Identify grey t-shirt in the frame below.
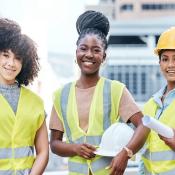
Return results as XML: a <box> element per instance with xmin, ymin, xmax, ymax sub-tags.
<box><xmin>0</xmin><ymin>83</ymin><xmax>20</xmax><ymax>114</ymax></box>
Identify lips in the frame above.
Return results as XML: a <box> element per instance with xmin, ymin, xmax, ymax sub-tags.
<box><xmin>82</xmin><ymin>60</ymin><xmax>96</xmax><ymax>64</ymax></box>
<box><xmin>4</xmin><ymin>67</ymin><xmax>16</xmax><ymax>73</ymax></box>
<box><xmin>167</xmin><ymin>70</ymin><xmax>175</xmax><ymax>73</ymax></box>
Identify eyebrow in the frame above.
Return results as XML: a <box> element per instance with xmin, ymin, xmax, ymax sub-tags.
<box><xmin>161</xmin><ymin>54</ymin><xmax>175</xmax><ymax>57</ymax></box>
<box><xmin>79</xmin><ymin>44</ymin><xmax>102</xmax><ymax>48</ymax></box>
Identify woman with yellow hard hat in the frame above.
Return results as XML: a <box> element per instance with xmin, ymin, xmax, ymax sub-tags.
<box><xmin>141</xmin><ymin>27</ymin><xmax>175</xmax><ymax>174</ymax></box>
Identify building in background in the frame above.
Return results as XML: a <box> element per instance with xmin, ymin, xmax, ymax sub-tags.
<box><xmin>86</xmin><ymin>0</ymin><xmax>175</xmax><ymax>102</ymax></box>
<box><xmin>86</xmin><ymin>0</ymin><xmax>175</xmax><ymax>20</ymax></box>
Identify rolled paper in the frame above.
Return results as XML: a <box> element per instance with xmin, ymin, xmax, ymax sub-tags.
<box><xmin>142</xmin><ymin>115</ymin><xmax>174</xmax><ymax>138</ymax></box>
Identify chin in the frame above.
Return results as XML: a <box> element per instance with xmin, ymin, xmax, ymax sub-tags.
<box><xmin>167</xmin><ymin>79</ymin><xmax>175</xmax><ymax>84</ymax></box>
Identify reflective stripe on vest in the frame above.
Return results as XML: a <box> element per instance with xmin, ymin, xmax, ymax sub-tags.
<box><xmin>0</xmin><ymin>169</ymin><xmax>31</xmax><ymax>175</ymax></box>
<box><xmin>144</xmin><ymin>167</ymin><xmax>175</xmax><ymax>175</ymax></box>
<box><xmin>68</xmin><ymin>157</ymin><xmax>112</xmax><ymax>174</ymax></box>
<box><xmin>91</xmin><ymin>157</ymin><xmax>112</xmax><ymax>172</ymax></box>
<box><xmin>143</xmin><ymin>149</ymin><xmax>175</xmax><ymax>161</ymax></box>
<box><xmin>69</xmin><ymin>161</ymin><xmax>88</xmax><ymax>174</ymax></box>
<box><xmin>0</xmin><ymin>146</ymin><xmax>34</xmax><ymax>159</ymax></box>
<box><xmin>74</xmin><ymin>135</ymin><xmax>102</xmax><ymax>145</ymax></box>
<box><xmin>103</xmin><ymin>79</ymin><xmax>111</xmax><ymax>130</ymax></box>
<box><xmin>60</xmin><ymin>82</ymin><xmax>73</xmax><ymax>143</ymax></box>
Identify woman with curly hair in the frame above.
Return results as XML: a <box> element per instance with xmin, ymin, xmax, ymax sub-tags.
<box><xmin>49</xmin><ymin>10</ymin><xmax>149</xmax><ymax>175</ymax></box>
<box><xmin>0</xmin><ymin>18</ymin><xmax>48</xmax><ymax>175</ymax></box>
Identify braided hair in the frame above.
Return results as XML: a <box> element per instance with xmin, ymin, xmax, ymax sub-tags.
<box><xmin>76</xmin><ymin>10</ymin><xmax>110</xmax><ymax>50</ymax></box>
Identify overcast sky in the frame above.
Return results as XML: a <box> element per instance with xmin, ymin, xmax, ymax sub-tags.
<box><xmin>0</xmin><ymin>0</ymin><xmax>99</xmax><ymax>55</ymax></box>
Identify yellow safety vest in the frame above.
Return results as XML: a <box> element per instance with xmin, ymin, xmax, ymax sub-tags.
<box><xmin>53</xmin><ymin>77</ymin><xmax>124</xmax><ymax>175</ymax></box>
<box><xmin>0</xmin><ymin>86</ymin><xmax>45</xmax><ymax>175</ymax></box>
<box><xmin>142</xmin><ymin>98</ymin><xmax>175</xmax><ymax>175</ymax></box>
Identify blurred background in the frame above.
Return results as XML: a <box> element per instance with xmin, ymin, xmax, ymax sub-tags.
<box><xmin>1</xmin><ymin>0</ymin><xmax>175</xmax><ymax>174</ymax></box>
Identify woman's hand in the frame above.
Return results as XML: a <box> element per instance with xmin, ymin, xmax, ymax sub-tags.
<box><xmin>108</xmin><ymin>149</ymin><xmax>129</xmax><ymax>175</ymax></box>
<box><xmin>159</xmin><ymin>129</ymin><xmax>175</xmax><ymax>150</ymax></box>
<box><xmin>74</xmin><ymin>143</ymin><xmax>96</xmax><ymax>159</ymax></box>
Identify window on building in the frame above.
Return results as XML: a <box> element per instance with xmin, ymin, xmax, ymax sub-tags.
<box><xmin>103</xmin><ymin>64</ymin><xmax>163</xmax><ymax>101</ymax></box>
<box><xmin>141</xmin><ymin>72</ymin><xmax>146</xmax><ymax>94</ymax></box>
<box><xmin>117</xmin><ymin>72</ymin><xmax>122</xmax><ymax>82</ymax></box>
<box><xmin>110</xmin><ymin>72</ymin><xmax>115</xmax><ymax>80</ymax></box>
<box><xmin>133</xmin><ymin>72</ymin><xmax>137</xmax><ymax>95</ymax></box>
<box><xmin>155</xmin><ymin>35</ymin><xmax>160</xmax><ymax>46</ymax></box>
<box><xmin>125</xmin><ymin>72</ymin><xmax>130</xmax><ymax>89</ymax></box>
<box><xmin>120</xmin><ymin>4</ymin><xmax>133</xmax><ymax>11</ymax></box>
<box><xmin>142</xmin><ymin>3</ymin><xmax>175</xmax><ymax>10</ymax></box>
<box><xmin>108</xmin><ymin>35</ymin><xmax>147</xmax><ymax>46</ymax></box>
<box><xmin>156</xmin><ymin>72</ymin><xmax>161</xmax><ymax>78</ymax></box>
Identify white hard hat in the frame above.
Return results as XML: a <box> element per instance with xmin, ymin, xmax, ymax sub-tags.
<box><xmin>94</xmin><ymin>122</ymin><xmax>134</xmax><ymax>157</ymax></box>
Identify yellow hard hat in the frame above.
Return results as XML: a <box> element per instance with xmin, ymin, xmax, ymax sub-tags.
<box><xmin>154</xmin><ymin>27</ymin><xmax>175</xmax><ymax>55</ymax></box>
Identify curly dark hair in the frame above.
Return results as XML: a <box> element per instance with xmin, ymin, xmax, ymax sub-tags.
<box><xmin>0</xmin><ymin>18</ymin><xmax>40</xmax><ymax>86</ymax></box>
<box><xmin>76</xmin><ymin>10</ymin><xmax>110</xmax><ymax>50</ymax></box>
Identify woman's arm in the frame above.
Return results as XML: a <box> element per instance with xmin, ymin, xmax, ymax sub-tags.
<box><xmin>30</xmin><ymin>120</ymin><xmax>49</xmax><ymax>175</ymax></box>
<box><xmin>50</xmin><ymin>129</ymin><xmax>96</xmax><ymax>159</ymax></box>
<box><xmin>109</xmin><ymin>112</ymin><xmax>150</xmax><ymax>175</ymax></box>
<box><xmin>50</xmin><ymin>106</ymin><xmax>96</xmax><ymax>159</ymax></box>
<box><xmin>125</xmin><ymin>112</ymin><xmax>150</xmax><ymax>154</ymax></box>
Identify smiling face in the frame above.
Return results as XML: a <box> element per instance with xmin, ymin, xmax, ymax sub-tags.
<box><xmin>0</xmin><ymin>50</ymin><xmax>22</xmax><ymax>85</ymax></box>
<box><xmin>76</xmin><ymin>34</ymin><xmax>106</xmax><ymax>77</ymax></box>
<box><xmin>159</xmin><ymin>50</ymin><xmax>175</xmax><ymax>88</ymax></box>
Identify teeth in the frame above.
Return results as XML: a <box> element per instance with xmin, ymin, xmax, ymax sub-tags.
<box><xmin>84</xmin><ymin>62</ymin><xmax>93</xmax><ymax>65</ymax></box>
<box><xmin>167</xmin><ymin>70</ymin><xmax>175</xmax><ymax>73</ymax></box>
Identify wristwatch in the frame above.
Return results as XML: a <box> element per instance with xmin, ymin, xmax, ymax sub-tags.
<box><xmin>123</xmin><ymin>146</ymin><xmax>133</xmax><ymax>158</ymax></box>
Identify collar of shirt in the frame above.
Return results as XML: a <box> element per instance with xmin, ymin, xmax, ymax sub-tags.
<box><xmin>152</xmin><ymin>85</ymin><xmax>175</xmax><ymax>108</ymax></box>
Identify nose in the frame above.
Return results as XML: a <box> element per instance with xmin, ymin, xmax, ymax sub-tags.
<box><xmin>168</xmin><ymin>59</ymin><xmax>175</xmax><ymax>67</ymax></box>
<box><xmin>7</xmin><ymin>57</ymin><xmax>15</xmax><ymax>66</ymax></box>
<box><xmin>85</xmin><ymin>49</ymin><xmax>93</xmax><ymax>58</ymax></box>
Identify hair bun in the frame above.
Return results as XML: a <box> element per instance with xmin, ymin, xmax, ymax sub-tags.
<box><xmin>76</xmin><ymin>10</ymin><xmax>109</xmax><ymax>37</ymax></box>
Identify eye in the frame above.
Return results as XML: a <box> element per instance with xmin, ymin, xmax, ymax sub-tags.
<box><xmin>3</xmin><ymin>52</ymin><xmax>9</xmax><ymax>58</ymax></box>
<box><xmin>94</xmin><ymin>48</ymin><xmax>101</xmax><ymax>53</ymax></box>
<box><xmin>79</xmin><ymin>46</ymin><xmax>87</xmax><ymax>51</ymax></box>
<box><xmin>161</xmin><ymin>57</ymin><xmax>168</xmax><ymax>62</ymax></box>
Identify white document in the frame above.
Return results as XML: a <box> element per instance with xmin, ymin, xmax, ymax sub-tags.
<box><xmin>142</xmin><ymin>115</ymin><xmax>174</xmax><ymax>138</ymax></box>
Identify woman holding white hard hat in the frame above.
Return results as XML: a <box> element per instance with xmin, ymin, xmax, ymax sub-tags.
<box><xmin>49</xmin><ymin>10</ymin><xmax>149</xmax><ymax>175</ymax></box>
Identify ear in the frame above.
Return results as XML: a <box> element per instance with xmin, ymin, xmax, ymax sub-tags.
<box><xmin>102</xmin><ymin>52</ymin><xmax>106</xmax><ymax>62</ymax></box>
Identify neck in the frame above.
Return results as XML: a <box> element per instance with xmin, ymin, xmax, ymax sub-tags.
<box><xmin>76</xmin><ymin>75</ymin><xmax>100</xmax><ymax>89</ymax></box>
<box><xmin>0</xmin><ymin>82</ymin><xmax>18</xmax><ymax>89</ymax></box>
<box><xmin>166</xmin><ymin>82</ymin><xmax>175</xmax><ymax>93</ymax></box>
<box><xmin>0</xmin><ymin>77</ymin><xmax>16</xmax><ymax>86</ymax></box>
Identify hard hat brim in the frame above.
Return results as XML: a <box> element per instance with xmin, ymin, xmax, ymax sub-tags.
<box><xmin>94</xmin><ymin>148</ymin><xmax>122</xmax><ymax>157</ymax></box>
